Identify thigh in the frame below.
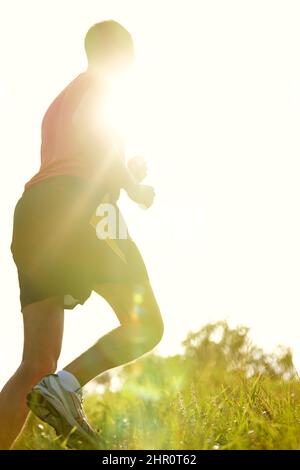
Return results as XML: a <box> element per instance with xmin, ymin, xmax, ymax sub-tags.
<box><xmin>22</xmin><ymin>296</ymin><xmax>64</xmax><ymax>363</ymax></box>
<box><xmin>94</xmin><ymin>280</ymin><xmax>163</xmax><ymax>328</ymax></box>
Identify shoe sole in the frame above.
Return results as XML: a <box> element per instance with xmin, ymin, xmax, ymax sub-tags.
<box><xmin>27</xmin><ymin>388</ymin><xmax>99</xmax><ymax>449</ymax></box>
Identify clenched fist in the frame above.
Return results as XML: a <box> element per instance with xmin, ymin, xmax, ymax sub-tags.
<box><xmin>127</xmin><ymin>184</ymin><xmax>155</xmax><ymax>208</ymax></box>
<box><xmin>127</xmin><ymin>156</ymin><xmax>148</xmax><ymax>183</ymax></box>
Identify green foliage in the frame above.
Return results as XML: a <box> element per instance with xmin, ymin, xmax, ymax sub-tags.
<box><xmin>14</xmin><ymin>322</ymin><xmax>300</xmax><ymax>450</ymax></box>
<box><xmin>182</xmin><ymin>321</ymin><xmax>296</xmax><ymax>380</ymax></box>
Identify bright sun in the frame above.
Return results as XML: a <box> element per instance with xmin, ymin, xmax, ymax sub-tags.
<box><xmin>101</xmin><ymin>69</ymin><xmax>148</xmax><ymax>159</ymax></box>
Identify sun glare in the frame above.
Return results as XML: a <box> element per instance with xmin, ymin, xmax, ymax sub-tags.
<box><xmin>101</xmin><ymin>71</ymin><xmax>142</xmax><ymax>153</ymax></box>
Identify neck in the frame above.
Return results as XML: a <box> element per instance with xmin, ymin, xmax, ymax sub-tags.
<box><xmin>87</xmin><ymin>63</ymin><xmax>114</xmax><ymax>78</ymax></box>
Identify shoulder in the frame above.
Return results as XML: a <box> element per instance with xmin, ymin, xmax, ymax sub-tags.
<box><xmin>72</xmin><ymin>75</ymin><xmax>105</xmax><ymax>126</ymax></box>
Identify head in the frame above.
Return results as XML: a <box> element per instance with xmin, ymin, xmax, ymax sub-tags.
<box><xmin>85</xmin><ymin>20</ymin><xmax>135</xmax><ymax>76</ymax></box>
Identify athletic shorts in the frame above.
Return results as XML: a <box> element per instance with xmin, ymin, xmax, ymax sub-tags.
<box><xmin>10</xmin><ymin>175</ymin><xmax>149</xmax><ymax>310</ymax></box>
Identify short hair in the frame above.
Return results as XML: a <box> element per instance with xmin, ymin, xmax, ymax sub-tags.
<box><xmin>84</xmin><ymin>20</ymin><xmax>134</xmax><ymax>65</ymax></box>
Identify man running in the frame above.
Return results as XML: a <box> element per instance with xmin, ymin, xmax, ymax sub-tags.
<box><xmin>0</xmin><ymin>20</ymin><xmax>164</xmax><ymax>449</ymax></box>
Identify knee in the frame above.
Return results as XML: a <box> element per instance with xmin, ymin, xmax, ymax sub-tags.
<box><xmin>19</xmin><ymin>357</ymin><xmax>57</xmax><ymax>384</ymax></box>
<box><xmin>148</xmin><ymin>317</ymin><xmax>164</xmax><ymax>347</ymax></box>
<box><xmin>137</xmin><ymin>314</ymin><xmax>164</xmax><ymax>353</ymax></box>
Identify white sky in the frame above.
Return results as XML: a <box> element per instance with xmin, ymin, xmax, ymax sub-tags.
<box><xmin>1</xmin><ymin>0</ymin><xmax>300</xmax><ymax>388</ymax></box>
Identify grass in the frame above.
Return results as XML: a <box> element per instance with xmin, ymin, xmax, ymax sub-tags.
<box><xmin>13</xmin><ymin>322</ymin><xmax>300</xmax><ymax>450</ymax></box>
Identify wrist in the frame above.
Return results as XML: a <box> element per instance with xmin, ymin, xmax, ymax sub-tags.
<box><xmin>125</xmin><ymin>179</ymin><xmax>140</xmax><ymax>199</ymax></box>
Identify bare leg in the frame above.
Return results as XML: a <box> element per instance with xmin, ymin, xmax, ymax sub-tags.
<box><xmin>0</xmin><ymin>297</ymin><xmax>64</xmax><ymax>450</ymax></box>
<box><xmin>65</xmin><ymin>280</ymin><xmax>164</xmax><ymax>386</ymax></box>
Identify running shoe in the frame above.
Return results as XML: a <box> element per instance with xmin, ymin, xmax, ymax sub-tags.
<box><xmin>27</xmin><ymin>374</ymin><xmax>100</xmax><ymax>449</ymax></box>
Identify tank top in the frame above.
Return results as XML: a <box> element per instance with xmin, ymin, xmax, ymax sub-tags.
<box><xmin>25</xmin><ymin>71</ymin><xmax>124</xmax><ymax>192</ymax></box>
